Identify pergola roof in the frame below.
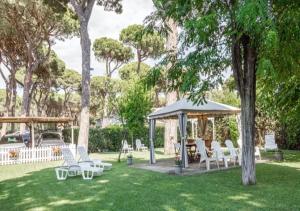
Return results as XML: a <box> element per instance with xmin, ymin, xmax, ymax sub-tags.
<box><xmin>0</xmin><ymin>117</ymin><xmax>74</xmax><ymax>123</ymax></box>
<box><xmin>148</xmin><ymin>98</ymin><xmax>240</xmax><ymax>119</ymax></box>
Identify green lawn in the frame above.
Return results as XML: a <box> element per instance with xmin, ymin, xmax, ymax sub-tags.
<box><xmin>1</xmin><ymin>150</ymin><xmax>300</xmax><ymax>211</ymax></box>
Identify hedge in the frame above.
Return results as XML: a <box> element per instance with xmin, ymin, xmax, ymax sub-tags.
<box><xmin>62</xmin><ymin>125</ymin><xmax>164</xmax><ymax>152</ymax></box>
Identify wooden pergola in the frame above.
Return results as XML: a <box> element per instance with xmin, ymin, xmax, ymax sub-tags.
<box><xmin>0</xmin><ymin>117</ymin><xmax>75</xmax><ymax>148</ymax></box>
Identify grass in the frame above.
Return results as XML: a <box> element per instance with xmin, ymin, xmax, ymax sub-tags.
<box><xmin>0</xmin><ymin>149</ymin><xmax>300</xmax><ymax>211</ymax></box>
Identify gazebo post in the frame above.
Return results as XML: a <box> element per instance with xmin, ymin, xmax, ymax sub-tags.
<box><xmin>149</xmin><ymin>119</ymin><xmax>156</xmax><ymax>164</ymax></box>
<box><xmin>212</xmin><ymin>117</ymin><xmax>216</xmax><ymax>140</ymax></box>
<box><xmin>71</xmin><ymin>122</ymin><xmax>74</xmax><ymax>145</ymax></box>
<box><xmin>178</xmin><ymin>113</ymin><xmax>188</xmax><ymax>168</ymax></box>
<box><xmin>31</xmin><ymin>122</ymin><xmax>35</xmax><ymax>148</ymax></box>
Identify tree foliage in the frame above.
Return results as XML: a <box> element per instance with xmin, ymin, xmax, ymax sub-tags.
<box><xmin>93</xmin><ymin>37</ymin><xmax>133</xmax><ymax>76</ymax></box>
<box><xmin>118</xmin><ymin>82</ymin><xmax>152</xmax><ymax>138</ymax></box>
<box><xmin>120</xmin><ymin>24</ymin><xmax>165</xmax><ymax>73</ymax></box>
<box><xmin>148</xmin><ymin>0</ymin><xmax>300</xmax><ymax>185</ymax></box>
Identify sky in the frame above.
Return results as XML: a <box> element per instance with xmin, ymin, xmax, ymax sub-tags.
<box><xmin>0</xmin><ymin>0</ymin><xmax>155</xmax><ymax>89</ymax></box>
<box><xmin>53</xmin><ymin>0</ymin><xmax>155</xmax><ymax>77</ymax></box>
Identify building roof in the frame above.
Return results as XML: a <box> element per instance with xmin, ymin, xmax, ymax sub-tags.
<box><xmin>148</xmin><ymin>98</ymin><xmax>240</xmax><ymax>119</ymax></box>
<box><xmin>0</xmin><ymin>117</ymin><xmax>74</xmax><ymax>123</ymax></box>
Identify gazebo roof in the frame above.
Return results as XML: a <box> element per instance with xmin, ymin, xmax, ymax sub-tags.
<box><xmin>148</xmin><ymin>98</ymin><xmax>240</xmax><ymax>119</ymax></box>
<box><xmin>0</xmin><ymin>117</ymin><xmax>74</xmax><ymax>123</ymax></box>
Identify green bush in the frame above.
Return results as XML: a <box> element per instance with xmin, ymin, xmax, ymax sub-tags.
<box><xmin>62</xmin><ymin>125</ymin><xmax>164</xmax><ymax>152</ymax></box>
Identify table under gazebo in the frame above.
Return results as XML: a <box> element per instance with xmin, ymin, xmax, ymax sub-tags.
<box><xmin>148</xmin><ymin>98</ymin><xmax>240</xmax><ymax>168</ymax></box>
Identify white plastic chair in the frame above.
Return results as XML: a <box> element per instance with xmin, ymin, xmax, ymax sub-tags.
<box><xmin>211</xmin><ymin>141</ymin><xmax>230</xmax><ymax>168</ymax></box>
<box><xmin>77</xmin><ymin>145</ymin><xmax>112</xmax><ymax>170</ymax></box>
<box><xmin>238</xmin><ymin>138</ymin><xmax>261</xmax><ymax>160</ymax></box>
<box><xmin>195</xmin><ymin>139</ymin><xmax>219</xmax><ymax>170</ymax></box>
<box><xmin>174</xmin><ymin>143</ymin><xmax>181</xmax><ymax>154</ymax></box>
<box><xmin>122</xmin><ymin>140</ymin><xmax>133</xmax><ymax>153</ymax></box>
<box><xmin>225</xmin><ymin>140</ymin><xmax>241</xmax><ymax>166</ymax></box>
<box><xmin>136</xmin><ymin>139</ymin><xmax>147</xmax><ymax>151</ymax></box>
<box><xmin>264</xmin><ymin>133</ymin><xmax>278</xmax><ymax>151</ymax></box>
<box><xmin>61</xmin><ymin>148</ymin><xmax>103</xmax><ymax>180</ymax></box>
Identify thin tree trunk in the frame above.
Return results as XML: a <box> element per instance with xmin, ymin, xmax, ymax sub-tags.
<box><xmin>10</xmin><ymin>74</ymin><xmax>17</xmax><ymax>131</ymax></box>
<box><xmin>137</xmin><ymin>50</ymin><xmax>142</xmax><ymax>74</ymax></box>
<box><xmin>102</xmin><ymin>60</ymin><xmax>111</xmax><ymax>128</ymax></box>
<box><xmin>164</xmin><ymin>18</ymin><xmax>178</xmax><ymax>154</ymax></box>
<box><xmin>20</xmin><ymin>69</ymin><xmax>33</xmax><ymax>132</ymax></box>
<box><xmin>77</xmin><ymin>21</ymin><xmax>91</xmax><ymax>148</ymax></box>
<box><xmin>102</xmin><ymin>92</ymin><xmax>110</xmax><ymax>128</ymax></box>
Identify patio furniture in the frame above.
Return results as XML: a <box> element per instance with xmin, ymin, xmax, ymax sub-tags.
<box><xmin>174</xmin><ymin>143</ymin><xmax>181</xmax><ymax>154</ymax></box>
<box><xmin>264</xmin><ymin>134</ymin><xmax>278</xmax><ymax>151</ymax></box>
<box><xmin>211</xmin><ymin>141</ymin><xmax>230</xmax><ymax>168</ymax></box>
<box><xmin>55</xmin><ymin>166</ymin><xmax>69</xmax><ymax>180</ymax></box>
<box><xmin>136</xmin><ymin>139</ymin><xmax>147</xmax><ymax>151</ymax></box>
<box><xmin>122</xmin><ymin>140</ymin><xmax>133</xmax><ymax>153</ymax></box>
<box><xmin>61</xmin><ymin>148</ymin><xmax>103</xmax><ymax>180</ymax></box>
<box><xmin>238</xmin><ymin>138</ymin><xmax>262</xmax><ymax>160</ymax></box>
<box><xmin>77</xmin><ymin>145</ymin><xmax>112</xmax><ymax>170</ymax></box>
<box><xmin>255</xmin><ymin>146</ymin><xmax>262</xmax><ymax>160</ymax></box>
<box><xmin>186</xmin><ymin>143</ymin><xmax>198</xmax><ymax>163</ymax></box>
<box><xmin>195</xmin><ymin>139</ymin><xmax>219</xmax><ymax>170</ymax></box>
<box><xmin>225</xmin><ymin>139</ymin><xmax>241</xmax><ymax>166</ymax></box>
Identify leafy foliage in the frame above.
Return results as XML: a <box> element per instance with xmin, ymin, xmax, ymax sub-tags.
<box><xmin>119</xmin><ymin>62</ymin><xmax>150</xmax><ymax>81</ymax></box>
<box><xmin>62</xmin><ymin>125</ymin><xmax>164</xmax><ymax>152</ymax></box>
<box><xmin>93</xmin><ymin>37</ymin><xmax>134</xmax><ymax>76</ymax></box>
<box><xmin>120</xmin><ymin>24</ymin><xmax>165</xmax><ymax>73</ymax></box>
<box><xmin>117</xmin><ymin>81</ymin><xmax>153</xmax><ymax>139</ymax></box>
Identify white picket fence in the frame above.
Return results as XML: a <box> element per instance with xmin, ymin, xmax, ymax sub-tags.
<box><xmin>0</xmin><ymin>144</ymin><xmax>76</xmax><ymax>165</ymax></box>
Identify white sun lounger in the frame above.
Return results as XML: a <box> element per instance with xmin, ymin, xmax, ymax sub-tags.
<box><xmin>77</xmin><ymin>145</ymin><xmax>112</xmax><ymax>170</ymax></box>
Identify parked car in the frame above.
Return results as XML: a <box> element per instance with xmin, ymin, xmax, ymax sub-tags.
<box><xmin>0</xmin><ymin>130</ymin><xmax>30</xmax><ymax>148</ymax></box>
<box><xmin>37</xmin><ymin>131</ymin><xmax>65</xmax><ymax>147</ymax></box>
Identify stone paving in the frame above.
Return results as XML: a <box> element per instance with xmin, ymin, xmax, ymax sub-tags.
<box><xmin>133</xmin><ymin>158</ymin><xmax>268</xmax><ymax>176</ymax></box>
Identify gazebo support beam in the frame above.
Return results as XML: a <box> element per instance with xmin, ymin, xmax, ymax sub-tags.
<box><xmin>149</xmin><ymin>119</ymin><xmax>156</xmax><ymax>164</ymax></box>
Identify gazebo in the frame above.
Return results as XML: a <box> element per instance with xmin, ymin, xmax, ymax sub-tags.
<box><xmin>148</xmin><ymin>98</ymin><xmax>240</xmax><ymax>168</ymax></box>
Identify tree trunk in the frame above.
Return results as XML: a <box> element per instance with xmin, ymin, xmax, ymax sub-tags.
<box><xmin>10</xmin><ymin>75</ymin><xmax>17</xmax><ymax>131</ymax></box>
<box><xmin>137</xmin><ymin>50</ymin><xmax>142</xmax><ymax>74</ymax></box>
<box><xmin>164</xmin><ymin>18</ymin><xmax>178</xmax><ymax>154</ymax></box>
<box><xmin>164</xmin><ymin>92</ymin><xmax>178</xmax><ymax>154</ymax></box>
<box><xmin>232</xmin><ymin>34</ymin><xmax>257</xmax><ymax>185</ymax></box>
<box><xmin>102</xmin><ymin>60</ymin><xmax>111</xmax><ymax>128</ymax></box>
<box><xmin>20</xmin><ymin>70</ymin><xmax>33</xmax><ymax>133</ymax></box>
<box><xmin>101</xmin><ymin>91</ymin><xmax>110</xmax><ymax>128</ymax></box>
<box><xmin>77</xmin><ymin>21</ymin><xmax>91</xmax><ymax>149</ymax></box>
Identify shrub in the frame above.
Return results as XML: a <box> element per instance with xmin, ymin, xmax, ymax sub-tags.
<box><xmin>62</xmin><ymin>125</ymin><xmax>164</xmax><ymax>152</ymax></box>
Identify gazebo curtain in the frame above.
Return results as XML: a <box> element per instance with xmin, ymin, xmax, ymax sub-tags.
<box><xmin>197</xmin><ymin>116</ymin><xmax>208</xmax><ymax>138</ymax></box>
<box><xmin>178</xmin><ymin>113</ymin><xmax>188</xmax><ymax>168</ymax></box>
<box><xmin>149</xmin><ymin>119</ymin><xmax>156</xmax><ymax>164</ymax></box>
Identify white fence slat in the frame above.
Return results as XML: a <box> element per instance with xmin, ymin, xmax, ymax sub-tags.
<box><xmin>0</xmin><ymin>144</ymin><xmax>72</xmax><ymax>165</ymax></box>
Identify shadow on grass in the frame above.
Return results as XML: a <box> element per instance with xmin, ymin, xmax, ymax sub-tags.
<box><xmin>1</xmin><ymin>160</ymin><xmax>300</xmax><ymax>210</ymax></box>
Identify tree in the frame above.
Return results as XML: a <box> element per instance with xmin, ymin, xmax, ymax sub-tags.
<box><xmin>57</xmin><ymin>69</ymin><xmax>81</xmax><ymax>116</ymax></box>
<box><xmin>0</xmin><ymin>0</ymin><xmax>77</xmax><ymax>132</ymax></box>
<box><xmin>117</xmin><ymin>81</ymin><xmax>152</xmax><ymax>143</ymax></box>
<box><xmin>119</xmin><ymin>62</ymin><xmax>150</xmax><ymax>81</ymax></box>
<box><xmin>69</xmin><ymin>0</ymin><xmax>122</xmax><ymax>148</ymax></box>
<box><xmin>150</xmin><ymin>0</ymin><xmax>300</xmax><ymax>185</ymax></box>
<box><xmin>145</xmin><ymin>4</ymin><xmax>179</xmax><ymax>154</ymax></box>
<box><xmin>120</xmin><ymin>24</ymin><xmax>165</xmax><ymax>74</ymax></box>
<box><xmin>93</xmin><ymin>37</ymin><xmax>133</xmax><ymax>127</ymax></box>
<box><xmin>90</xmin><ymin>76</ymin><xmax>121</xmax><ymax>124</ymax></box>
